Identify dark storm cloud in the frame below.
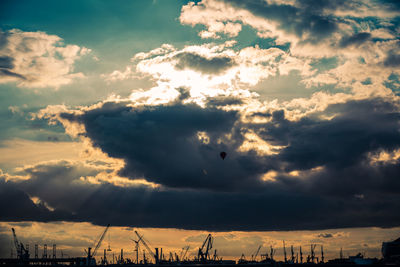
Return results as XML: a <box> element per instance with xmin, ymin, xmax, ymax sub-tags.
<box><xmin>258</xmin><ymin>99</ymin><xmax>400</xmax><ymax>171</ymax></box>
<box><xmin>57</xmin><ymin>98</ymin><xmax>400</xmax><ymax>229</ymax></box>
<box><xmin>62</xmin><ymin>102</ymin><xmax>267</xmax><ymax>192</ymax></box>
<box><xmin>2</xmin><ymin>97</ymin><xmax>400</xmax><ymax>230</ymax></box>
<box><xmin>0</xmin><ymin>179</ymin><xmax>73</xmax><ymax>222</ymax></box>
<box><xmin>61</xmin><ymin>98</ymin><xmax>400</xmax><ymax>194</ymax></box>
<box><xmin>248</xmin><ymin>99</ymin><xmax>400</xmax><ymax>225</ymax></box>
<box><xmin>18</xmin><ymin>161</ymin><xmax>100</xmax><ymax>212</ymax></box>
<box><xmin>225</xmin><ymin>0</ymin><xmax>339</xmax><ymax>43</ymax></box>
<box><xmin>71</xmin><ymin>183</ymin><xmax>400</xmax><ymax>231</ymax></box>
<box><xmin>173</xmin><ymin>52</ymin><xmax>236</xmax><ymax>74</ymax></box>
<box><xmin>3</xmin><ymin>160</ymin><xmax>400</xmax><ymax>231</ymax></box>
<box><xmin>339</xmin><ymin>32</ymin><xmax>371</xmax><ymax>48</ymax></box>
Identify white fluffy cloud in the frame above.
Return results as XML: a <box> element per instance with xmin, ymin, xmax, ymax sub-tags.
<box><xmin>180</xmin><ymin>0</ymin><xmax>285</xmax><ymax>41</ymax></box>
<box><xmin>103</xmin><ymin>42</ymin><xmax>312</xmax><ymax>106</ymax></box>
<box><xmin>180</xmin><ymin>0</ymin><xmax>398</xmax><ymax>43</ymax></box>
<box><xmin>100</xmin><ymin>0</ymin><xmax>399</xmax><ymax>113</ymax></box>
<box><xmin>0</xmin><ymin>29</ymin><xmax>90</xmax><ymax>88</ymax></box>
<box><xmin>103</xmin><ymin>40</ymin><xmax>398</xmax><ymax>118</ymax></box>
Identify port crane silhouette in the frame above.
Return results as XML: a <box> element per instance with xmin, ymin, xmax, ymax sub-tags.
<box><xmin>197</xmin><ymin>234</ymin><xmax>213</xmax><ymax>263</ymax></box>
<box><xmin>84</xmin><ymin>224</ymin><xmax>110</xmax><ymax>265</ymax></box>
<box><xmin>134</xmin><ymin>230</ymin><xmax>158</xmax><ymax>264</ymax></box>
<box><xmin>12</xmin><ymin>228</ymin><xmax>29</xmax><ymax>260</ymax></box>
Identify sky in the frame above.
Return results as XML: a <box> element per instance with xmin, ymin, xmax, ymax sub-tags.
<box><xmin>0</xmin><ymin>0</ymin><xmax>400</xmax><ymax>262</ymax></box>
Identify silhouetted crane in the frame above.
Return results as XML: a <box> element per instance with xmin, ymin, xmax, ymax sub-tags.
<box><xmin>270</xmin><ymin>246</ymin><xmax>275</xmax><ymax>261</ymax></box>
<box><xmin>11</xmin><ymin>228</ymin><xmax>29</xmax><ymax>260</ymax></box>
<box><xmin>134</xmin><ymin>230</ymin><xmax>158</xmax><ymax>264</ymax></box>
<box><xmin>198</xmin><ymin>234</ymin><xmax>213</xmax><ymax>263</ymax></box>
<box><xmin>252</xmin><ymin>245</ymin><xmax>262</xmax><ymax>261</ymax></box>
<box><xmin>321</xmin><ymin>245</ymin><xmax>324</xmax><ymax>263</ymax></box>
<box><xmin>131</xmin><ymin>238</ymin><xmax>141</xmax><ymax>264</ymax></box>
<box><xmin>283</xmin><ymin>241</ymin><xmax>287</xmax><ymax>263</ymax></box>
<box><xmin>85</xmin><ymin>224</ymin><xmax>110</xmax><ymax>265</ymax></box>
<box><xmin>309</xmin><ymin>244</ymin><xmax>317</xmax><ymax>263</ymax></box>
<box><xmin>300</xmin><ymin>246</ymin><xmax>303</xmax><ymax>263</ymax></box>
<box><xmin>107</xmin><ymin>230</ymin><xmax>112</xmax><ymax>252</ymax></box>
<box><xmin>180</xmin><ymin>246</ymin><xmax>190</xmax><ymax>261</ymax></box>
<box><xmin>290</xmin><ymin>245</ymin><xmax>296</xmax><ymax>263</ymax></box>
<box><xmin>93</xmin><ymin>224</ymin><xmax>110</xmax><ymax>258</ymax></box>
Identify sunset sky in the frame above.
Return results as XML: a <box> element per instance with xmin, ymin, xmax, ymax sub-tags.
<box><xmin>1</xmin><ymin>0</ymin><xmax>400</xmax><ymax>262</ymax></box>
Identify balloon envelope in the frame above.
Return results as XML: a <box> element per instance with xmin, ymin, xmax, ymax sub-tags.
<box><xmin>220</xmin><ymin>151</ymin><xmax>227</xmax><ymax>160</ymax></box>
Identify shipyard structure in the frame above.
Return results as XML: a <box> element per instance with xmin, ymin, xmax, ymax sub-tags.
<box><xmin>1</xmin><ymin>225</ymin><xmax>399</xmax><ymax>266</ymax></box>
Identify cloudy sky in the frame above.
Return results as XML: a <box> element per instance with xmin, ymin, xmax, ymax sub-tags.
<box><xmin>1</xmin><ymin>0</ymin><xmax>400</xmax><ymax>261</ymax></box>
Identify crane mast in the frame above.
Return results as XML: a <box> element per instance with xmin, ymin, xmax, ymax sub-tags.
<box><xmin>300</xmin><ymin>246</ymin><xmax>303</xmax><ymax>264</ymax></box>
<box><xmin>291</xmin><ymin>245</ymin><xmax>295</xmax><ymax>263</ymax></box>
<box><xmin>270</xmin><ymin>246</ymin><xmax>275</xmax><ymax>260</ymax></box>
<box><xmin>134</xmin><ymin>230</ymin><xmax>158</xmax><ymax>263</ymax></box>
<box><xmin>198</xmin><ymin>234</ymin><xmax>213</xmax><ymax>262</ymax></box>
<box><xmin>283</xmin><ymin>241</ymin><xmax>287</xmax><ymax>263</ymax></box>
<box><xmin>11</xmin><ymin>228</ymin><xmax>20</xmax><ymax>258</ymax></box>
<box><xmin>253</xmin><ymin>245</ymin><xmax>262</xmax><ymax>261</ymax></box>
<box><xmin>11</xmin><ymin>228</ymin><xmax>29</xmax><ymax>260</ymax></box>
<box><xmin>131</xmin><ymin>238</ymin><xmax>141</xmax><ymax>264</ymax></box>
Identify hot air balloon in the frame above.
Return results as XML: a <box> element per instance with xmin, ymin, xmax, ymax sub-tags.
<box><xmin>220</xmin><ymin>151</ymin><xmax>227</xmax><ymax>160</ymax></box>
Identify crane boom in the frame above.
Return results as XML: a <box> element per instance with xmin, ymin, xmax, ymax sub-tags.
<box><xmin>11</xmin><ymin>228</ymin><xmax>20</xmax><ymax>256</ymax></box>
<box><xmin>93</xmin><ymin>224</ymin><xmax>110</xmax><ymax>257</ymax></box>
<box><xmin>198</xmin><ymin>234</ymin><xmax>213</xmax><ymax>262</ymax></box>
<box><xmin>200</xmin><ymin>234</ymin><xmax>212</xmax><ymax>250</ymax></box>
<box><xmin>134</xmin><ymin>231</ymin><xmax>156</xmax><ymax>260</ymax></box>
<box><xmin>254</xmin><ymin>245</ymin><xmax>262</xmax><ymax>259</ymax></box>
<box><xmin>11</xmin><ymin>228</ymin><xmax>28</xmax><ymax>259</ymax></box>
<box><xmin>181</xmin><ymin>246</ymin><xmax>190</xmax><ymax>261</ymax></box>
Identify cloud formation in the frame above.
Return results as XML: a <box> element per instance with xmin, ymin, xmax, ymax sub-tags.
<box><xmin>174</xmin><ymin>51</ymin><xmax>236</xmax><ymax>74</ymax></box>
<box><xmin>180</xmin><ymin>0</ymin><xmax>399</xmax><ymax>45</ymax></box>
<box><xmin>0</xmin><ymin>174</ymin><xmax>74</xmax><ymax>222</ymax></box>
<box><xmin>0</xmin><ymin>29</ymin><xmax>89</xmax><ymax>88</ymax></box>
<box><xmin>1</xmin><ymin>0</ymin><xmax>400</xmax><ymax>233</ymax></box>
<box><xmin>62</xmin><ymin>102</ymin><xmax>249</xmax><ymax>191</ymax></box>
<box><xmin>103</xmin><ymin>42</ymin><xmax>314</xmax><ymax>106</ymax></box>
<box><xmin>104</xmin><ymin>3</ymin><xmax>399</xmax><ymax>106</ymax></box>
<box><xmin>2</xmin><ymin>95</ymin><xmax>396</xmax><ymax>230</ymax></box>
